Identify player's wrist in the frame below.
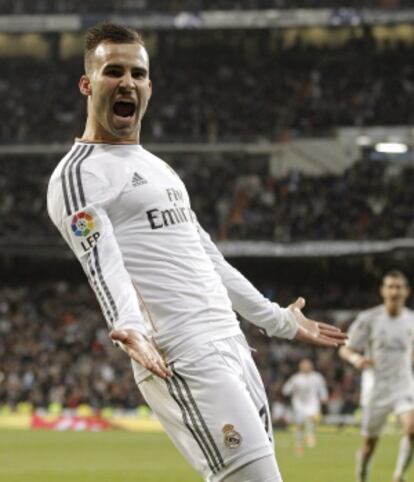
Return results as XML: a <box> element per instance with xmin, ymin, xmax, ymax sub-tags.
<box><xmin>349</xmin><ymin>352</ymin><xmax>362</xmax><ymax>368</ymax></box>
<box><xmin>278</xmin><ymin>307</ymin><xmax>299</xmax><ymax>339</ymax></box>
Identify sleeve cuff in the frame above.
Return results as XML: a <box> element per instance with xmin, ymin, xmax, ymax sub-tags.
<box><xmin>112</xmin><ymin>319</ymin><xmax>150</xmax><ymax>336</ymax></box>
<box><xmin>265</xmin><ymin>306</ymin><xmax>298</xmax><ymax>340</ymax></box>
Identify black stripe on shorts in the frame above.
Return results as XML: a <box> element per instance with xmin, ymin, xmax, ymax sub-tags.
<box><xmin>166</xmin><ymin>376</ymin><xmax>219</xmax><ymax>474</ymax></box>
<box><xmin>173</xmin><ymin>369</ymin><xmax>225</xmax><ymax>470</ymax></box>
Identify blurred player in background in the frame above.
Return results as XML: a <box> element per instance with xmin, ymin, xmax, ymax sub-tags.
<box><xmin>340</xmin><ymin>270</ymin><xmax>414</xmax><ymax>482</ymax></box>
<box><xmin>282</xmin><ymin>358</ymin><xmax>328</xmax><ymax>455</ymax></box>
<box><xmin>47</xmin><ymin>22</ymin><xmax>345</xmax><ymax>482</ymax></box>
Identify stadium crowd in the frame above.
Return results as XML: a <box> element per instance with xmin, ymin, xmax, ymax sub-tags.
<box><xmin>0</xmin><ymin>279</ymin><xmax>368</xmax><ymax>416</ymax></box>
<box><xmin>0</xmin><ymin>0</ymin><xmax>406</xmax><ymax>15</ymax></box>
<box><xmin>0</xmin><ymin>283</ymin><xmax>138</xmax><ymax>410</ymax></box>
<box><xmin>2</xmin><ymin>154</ymin><xmax>414</xmax><ymax>245</ymax></box>
<box><xmin>2</xmin><ymin>34</ymin><xmax>414</xmax><ymax>144</ymax></box>
<box><xmin>173</xmin><ymin>155</ymin><xmax>414</xmax><ymax>242</ymax></box>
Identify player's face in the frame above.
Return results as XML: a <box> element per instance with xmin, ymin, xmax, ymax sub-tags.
<box><xmin>299</xmin><ymin>359</ymin><xmax>313</xmax><ymax>373</ymax></box>
<box><xmin>380</xmin><ymin>276</ymin><xmax>410</xmax><ymax>311</ymax></box>
<box><xmin>80</xmin><ymin>41</ymin><xmax>152</xmax><ymax>142</ymax></box>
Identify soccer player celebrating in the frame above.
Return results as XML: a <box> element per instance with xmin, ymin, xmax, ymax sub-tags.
<box><xmin>340</xmin><ymin>270</ymin><xmax>414</xmax><ymax>482</ymax></box>
<box><xmin>282</xmin><ymin>358</ymin><xmax>328</xmax><ymax>455</ymax></box>
<box><xmin>47</xmin><ymin>22</ymin><xmax>345</xmax><ymax>481</ymax></box>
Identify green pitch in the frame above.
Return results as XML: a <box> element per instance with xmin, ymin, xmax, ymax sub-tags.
<box><xmin>0</xmin><ymin>429</ymin><xmax>402</xmax><ymax>482</ymax></box>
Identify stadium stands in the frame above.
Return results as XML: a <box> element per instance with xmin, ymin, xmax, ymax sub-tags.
<box><xmin>2</xmin><ymin>35</ymin><xmax>414</xmax><ymax>144</ymax></box>
<box><xmin>0</xmin><ymin>283</ymin><xmax>140</xmax><ymax>409</ymax></box>
<box><xmin>1</xmin><ymin>155</ymin><xmax>413</xmax><ymax>245</ymax></box>
<box><xmin>0</xmin><ymin>0</ymin><xmax>408</xmax><ymax>15</ymax></box>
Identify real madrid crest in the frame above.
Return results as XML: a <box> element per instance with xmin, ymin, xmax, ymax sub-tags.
<box><xmin>222</xmin><ymin>424</ymin><xmax>242</xmax><ymax>449</ymax></box>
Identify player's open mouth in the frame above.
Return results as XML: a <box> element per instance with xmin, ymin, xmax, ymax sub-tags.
<box><xmin>113</xmin><ymin>101</ymin><xmax>136</xmax><ymax>118</ymax></box>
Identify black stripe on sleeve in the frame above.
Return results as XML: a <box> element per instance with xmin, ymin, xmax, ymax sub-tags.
<box><xmin>92</xmin><ymin>245</ymin><xmax>119</xmax><ymax>323</ymax></box>
<box><xmin>86</xmin><ymin>255</ymin><xmax>115</xmax><ymax>328</ymax></box>
<box><xmin>62</xmin><ymin>145</ymin><xmax>117</xmax><ymax>327</ymax></box>
<box><xmin>60</xmin><ymin>145</ymin><xmax>83</xmax><ymax>215</ymax></box>
<box><xmin>173</xmin><ymin>370</ymin><xmax>225</xmax><ymax>470</ymax></box>
<box><xmin>67</xmin><ymin>145</ymin><xmax>88</xmax><ymax>213</ymax></box>
<box><xmin>165</xmin><ymin>377</ymin><xmax>218</xmax><ymax>474</ymax></box>
<box><xmin>76</xmin><ymin>145</ymin><xmax>94</xmax><ymax>208</ymax></box>
<box><xmin>67</xmin><ymin>144</ymin><xmax>95</xmax><ymax>213</ymax></box>
<box><xmin>66</xmin><ymin>144</ymin><xmax>116</xmax><ymax>325</ymax></box>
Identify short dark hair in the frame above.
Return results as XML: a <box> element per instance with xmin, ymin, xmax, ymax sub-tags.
<box><xmin>84</xmin><ymin>22</ymin><xmax>145</xmax><ymax>72</ymax></box>
<box><xmin>382</xmin><ymin>270</ymin><xmax>410</xmax><ymax>287</ymax></box>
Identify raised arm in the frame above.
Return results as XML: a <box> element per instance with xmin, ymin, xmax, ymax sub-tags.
<box><xmin>198</xmin><ymin>223</ymin><xmax>346</xmax><ymax>347</ymax></box>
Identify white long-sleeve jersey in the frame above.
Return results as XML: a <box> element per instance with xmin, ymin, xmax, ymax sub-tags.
<box><xmin>282</xmin><ymin>371</ymin><xmax>328</xmax><ymax>415</ymax></box>
<box><xmin>347</xmin><ymin>305</ymin><xmax>414</xmax><ymax>406</ymax></box>
<box><xmin>47</xmin><ymin>141</ymin><xmax>298</xmax><ymax>382</ymax></box>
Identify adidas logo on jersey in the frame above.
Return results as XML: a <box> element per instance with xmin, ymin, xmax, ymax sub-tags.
<box><xmin>132</xmin><ymin>172</ymin><xmax>147</xmax><ymax>187</ymax></box>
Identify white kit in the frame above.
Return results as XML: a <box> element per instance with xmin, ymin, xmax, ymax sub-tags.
<box><xmin>47</xmin><ymin>140</ymin><xmax>299</xmax><ymax>481</ymax></box>
<box><xmin>347</xmin><ymin>305</ymin><xmax>414</xmax><ymax>437</ymax></box>
<box><xmin>282</xmin><ymin>371</ymin><xmax>327</xmax><ymax>422</ymax></box>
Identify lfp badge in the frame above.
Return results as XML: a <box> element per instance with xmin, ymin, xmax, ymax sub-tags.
<box><xmin>67</xmin><ymin>209</ymin><xmax>101</xmax><ymax>256</ymax></box>
<box><xmin>71</xmin><ymin>211</ymin><xmax>94</xmax><ymax>237</ymax></box>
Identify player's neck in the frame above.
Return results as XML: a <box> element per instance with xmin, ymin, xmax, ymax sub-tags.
<box><xmin>384</xmin><ymin>303</ymin><xmax>404</xmax><ymax>317</ymax></box>
<box><xmin>81</xmin><ymin>119</ymin><xmax>140</xmax><ymax>144</ymax></box>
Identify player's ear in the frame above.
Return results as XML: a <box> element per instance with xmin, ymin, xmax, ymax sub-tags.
<box><xmin>148</xmin><ymin>79</ymin><xmax>152</xmax><ymax>99</ymax></box>
<box><xmin>79</xmin><ymin>75</ymin><xmax>92</xmax><ymax>97</ymax></box>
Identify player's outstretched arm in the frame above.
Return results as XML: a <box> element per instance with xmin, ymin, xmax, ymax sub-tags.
<box><xmin>289</xmin><ymin>297</ymin><xmax>347</xmax><ymax>348</ymax></box>
<box><xmin>110</xmin><ymin>329</ymin><xmax>172</xmax><ymax>379</ymax></box>
<box><xmin>339</xmin><ymin>345</ymin><xmax>374</xmax><ymax>371</ymax></box>
<box><xmin>198</xmin><ymin>222</ymin><xmax>346</xmax><ymax>343</ymax></box>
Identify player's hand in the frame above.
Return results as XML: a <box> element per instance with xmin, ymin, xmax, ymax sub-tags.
<box><xmin>290</xmin><ymin>297</ymin><xmax>347</xmax><ymax>348</ymax></box>
<box><xmin>110</xmin><ymin>329</ymin><xmax>172</xmax><ymax>379</ymax></box>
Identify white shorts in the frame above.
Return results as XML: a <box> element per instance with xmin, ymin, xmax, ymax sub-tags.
<box><xmin>137</xmin><ymin>335</ymin><xmax>278</xmax><ymax>482</ymax></box>
<box><xmin>362</xmin><ymin>391</ymin><xmax>414</xmax><ymax>438</ymax></box>
<box><xmin>292</xmin><ymin>402</ymin><xmax>320</xmax><ymax>424</ymax></box>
